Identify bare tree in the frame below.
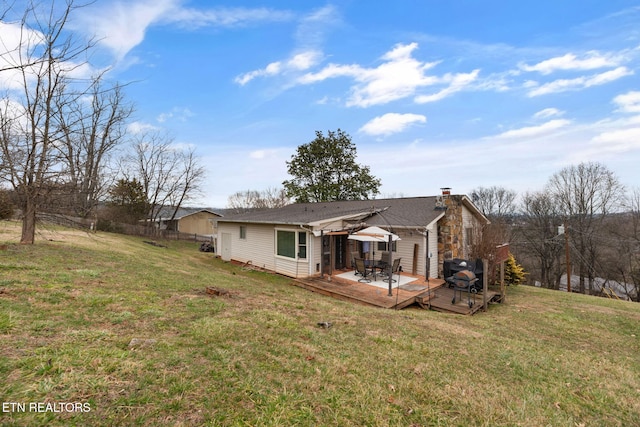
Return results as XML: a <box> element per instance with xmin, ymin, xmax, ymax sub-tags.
<box><xmin>0</xmin><ymin>1</ymin><xmax>97</xmax><ymax>244</ymax></box>
<box><xmin>227</xmin><ymin>189</ymin><xmax>261</xmax><ymax>214</ymax></box>
<box><xmin>547</xmin><ymin>162</ymin><xmax>624</xmax><ymax>294</ymax></box>
<box><xmin>469</xmin><ymin>186</ymin><xmax>517</xmax><ymax>274</ymax></box>
<box><xmin>516</xmin><ymin>191</ymin><xmax>565</xmax><ymax>289</ymax></box>
<box><xmin>227</xmin><ymin>187</ymin><xmax>290</xmax><ymax>213</ymax></box>
<box><xmin>470</xmin><ymin>186</ymin><xmax>517</xmax><ymax>219</ymax></box>
<box><xmin>57</xmin><ymin>80</ymin><xmax>133</xmax><ymax>217</ymax></box>
<box><xmin>166</xmin><ymin>146</ymin><xmax>206</xmax><ymax>222</ymax></box>
<box><xmin>122</xmin><ymin>130</ymin><xmax>206</xmax><ymax>224</ymax></box>
<box><xmin>603</xmin><ymin>188</ymin><xmax>640</xmax><ymax>300</ymax></box>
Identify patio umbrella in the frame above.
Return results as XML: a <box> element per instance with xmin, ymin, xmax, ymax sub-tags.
<box><xmin>347</xmin><ymin>226</ymin><xmax>400</xmax><ymax>242</ymax></box>
<box><xmin>348</xmin><ymin>226</ymin><xmax>400</xmax><ymax>296</ymax></box>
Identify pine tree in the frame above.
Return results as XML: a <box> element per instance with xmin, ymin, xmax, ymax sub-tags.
<box><xmin>503</xmin><ymin>254</ymin><xmax>527</xmax><ymax>285</ymax></box>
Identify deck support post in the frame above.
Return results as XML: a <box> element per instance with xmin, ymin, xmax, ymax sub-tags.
<box><xmin>387</xmin><ymin>234</ymin><xmax>393</xmax><ymax>296</ymax></box>
<box><xmin>483</xmin><ymin>259</ymin><xmax>489</xmax><ymax>311</ymax></box>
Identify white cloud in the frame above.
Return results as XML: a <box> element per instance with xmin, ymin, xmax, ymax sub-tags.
<box><xmin>0</xmin><ymin>98</ymin><xmax>29</xmax><ymax>130</ymax></box>
<box><xmin>0</xmin><ymin>22</ymin><xmax>40</xmax><ymax>90</ymax></box>
<box><xmin>235</xmin><ymin>50</ymin><xmax>322</xmax><ymax>85</ymax></box>
<box><xmin>167</xmin><ymin>6</ymin><xmax>293</xmax><ymax>28</ymax></box>
<box><xmin>0</xmin><ymin>21</ymin><xmax>99</xmax><ymax>91</ymax></box>
<box><xmin>74</xmin><ymin>0</ymin><xmax>293</xmax><ymax>62</ymax></box>
<box><xmin>533</xmin><ymin>108</ymin><xmax>564</xmax><ymax>119</ymax></box>
<box><xmin>295</xmin><ymin>5</ymin><xmax>340</xmax><ymax>48</ymax></box>
<box><xmin>288</xmin><ymin>51</ymin><xmax>321</xmax><ymax>70</ymax></box>
<box><xmin>359</xmin><ymin>113</ymin><xmax>427</xmax><ymax>136</ymax></box>
<box><xmin>583</xmin><ymin>118</ymin><xmax>640</xmax><ymax>159</ymax></box>
<box><xmin>128</xmin><ymin>121</ymin><xmax>160</xmax><ymax>134</ymax></box>
<box><xmin>233</xmin><ymin>5</ymin><xmax>335</xmax><ymax>86</ymax></box>
<box><xmin>235</xmin><ymin>61</ymin><xmax>282</xmax><ymax>85</ymax></box>
<box><xmin>592</xmin><ymin>127</ymin><xmax>640</xmax><ymax>148</ymax></box>
<box><xmin>240</xmin><ymin>41</ymin><xmax>480</xmax><ymax>107</ymax></box>
<box><xmin>492</xmin><ymin>119</ymin><xmax>572</xmax><ymax>140</ymax></box>
<box><xmin>297</xmin><ymin>63</ymin><xmax>363</xmax><ymax>83</ymax></box>
<box><xmin>157</xmin><ymin>107</ymin><xmax>194</xmax><ymax>123</ymax></box>
<box><xmin>298</xmin><ymin>42</ymin><xmax>442</xmax><ymax>107</ymax></box>
<box><xmin>249</xmin><ymin>149</ymin><xmax>281</xmax><ymax>159</ymax></box>
<box><xmin>74</xmin><ymin>0</ymin><xmax>175</xmax><ymax>62</ymax></box>
<box><xmin>414</xmin><ymin>69</ymin><xmax>480</xmax><ymax>103</ymax></box>
<box><xmin>613</xmin><ymin>91</ymin><xmax>640</xmax><ymax>113</ymax></box>
<box><xmin>519</xmin><ymin>51</ymin><xmax>620</xmax><ymax>74</ymax></box>
<box><xmin>527</xmin><ymin>66</ymin><xmax>633</xmax><ymax>97</ymax></box>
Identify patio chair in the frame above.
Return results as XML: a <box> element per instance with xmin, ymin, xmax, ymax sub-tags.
<box><xmin>379</xmin><ymin>251</ymin><xmax>391</xmax><ymax>268</ymax></box>
<box><xmin>380</xmin><ymin>258</ymin><xmax>402</xmax><ymax>283</ymax></box>
<box><xmin>354</xmin><ymin>258</ymin><xmax>373</xmax><ymax>283</ymax></box>
<box><xmin>351</xmin><ymin>254</ymin><xmax>361</xmax><ymax>276</ymax></box>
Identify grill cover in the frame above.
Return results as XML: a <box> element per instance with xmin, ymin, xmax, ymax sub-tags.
<box><xmin>453</xmin><ymin>270</ymin><xmax>476</xmax><ymax>282</ymax></box>
<box><xmin>447</xmin><ymin>269</ymin><xmax>478</xmax><ymax>288</ymax></box>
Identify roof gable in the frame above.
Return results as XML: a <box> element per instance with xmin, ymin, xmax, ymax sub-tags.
<box><xmin>154</xmin><ymin>206</ymin><xmax>222</xmax><ymax>221</ymax></box>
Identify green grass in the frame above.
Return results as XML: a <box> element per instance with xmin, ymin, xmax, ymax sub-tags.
<box><xmin>1</xmin><ymin>220</ymin><xmax>639</xmax><ymax>426</ymax></box>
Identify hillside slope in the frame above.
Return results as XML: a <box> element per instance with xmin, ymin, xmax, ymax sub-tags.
<box><xmin>1</xmin><ymin>221</ymin><xmax>639</xmax><ymax>426</ymax></box>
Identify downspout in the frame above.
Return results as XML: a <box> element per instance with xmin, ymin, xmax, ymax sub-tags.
<box><xmin>424</xmin><ymin>227</ymin><xmax>431</xmax><ymax>309</ymax></box>
<box><xmin>424</xmin><ymin>228</ymin><xmax>430</xmax><ymax>280</ymax></box>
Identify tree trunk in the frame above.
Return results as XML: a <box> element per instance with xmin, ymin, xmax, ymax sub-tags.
<box><xmin>21</xmin><ymin>200</ymin><xmax>37</xmax><ymax>244</ymax></box>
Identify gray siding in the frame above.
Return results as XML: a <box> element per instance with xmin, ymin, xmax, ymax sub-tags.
<box><xmin>427</xmin><ymin>225</ymin><xmax>438</xmax><ymax>278</ymax></box>
<box><xmin>394</xmin><ymin>230</ymin><xmax>424</xmax><ymax>276</ymax></box>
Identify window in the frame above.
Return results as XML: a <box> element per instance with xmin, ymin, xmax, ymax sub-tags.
<box><xmin>298</xmin><ymin>231</ymin><xmax>307</xmax><ymax>259</ymax></box>
<box><xmin>465</xmin><ymin>227</ymin><xmax>475</xmax><ymax>245</ymax></box>
<box><xmin>465</xmin><ymin>227</ymin><xmax>476</xmax><ymax>258</ymax></box>
<box><xmin>240</xmin><ymin>226</ymin><xmax>246</xmax><ymax>239</ymax></box>
<box><xmin>377</xmin><ymin>241</ymin><xmax>397</xmax><ymax>252</ymax></box>
<box><xmin>276</xmin><ymin>230</ymin><xmax>307</xmax><ymax>260</ymax></box>
<box><xmin>276</xmin><ymin>230</ymin><xmax>296</xmax><ymax>258</ymax></box>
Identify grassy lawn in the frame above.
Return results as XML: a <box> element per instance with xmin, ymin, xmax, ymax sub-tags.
<box><xmin>1</xmin><ymin>220</ymin><xmax>639</xmax><ymax>426</ymax></box>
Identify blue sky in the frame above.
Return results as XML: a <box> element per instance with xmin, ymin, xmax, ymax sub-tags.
<box><xmin>3</xmin><ymin>1</ymin><xmax>640</xmax><ymax>207</ymax></box>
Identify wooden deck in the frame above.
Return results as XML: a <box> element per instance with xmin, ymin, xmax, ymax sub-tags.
<box><xmin>294</xmin><ymin>273</ymin><xmax>445</xmax><ymax>310</ymax></box>
<box><xmin>424</xmin><ymin>287</ymin><xmax>503</xmax><ymax>315</ymax></box>
<box><xmin>292</xmin><ymin>271</ymin><xmax>503</xmax><ymax>314</ymax></box>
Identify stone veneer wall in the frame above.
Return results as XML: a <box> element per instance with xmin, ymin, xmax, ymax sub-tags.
<box><xmin>437</xmin><ymin>195</ymin><xmax>465</xmax><ymax>277</ymax></box>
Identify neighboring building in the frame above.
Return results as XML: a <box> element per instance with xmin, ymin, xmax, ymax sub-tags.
<box><xmin>215</xmin><ymin>191</ymin><xmax>489</xmax><ymax>279</ymax></box>
<box><xmin>153</xmin><ymin>207</ymin><xmax>222</xmax><ymax>237</ymax></box>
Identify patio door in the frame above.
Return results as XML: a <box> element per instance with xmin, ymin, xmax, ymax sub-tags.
<box><xmin>322</xmin><ymin>235</ymin><xmax>331</xmax><ymax>275</ymax></box>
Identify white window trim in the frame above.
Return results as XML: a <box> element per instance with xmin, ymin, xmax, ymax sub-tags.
<box><xmin>274</xmin><ymin>228</ymin><xmax>309</xmax><ymax>262</ymax></box>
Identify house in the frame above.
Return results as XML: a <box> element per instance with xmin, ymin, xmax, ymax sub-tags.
<box><xmin>153</xmin><ymin>207</ymin><xmax>222</xmax><ymax>237</ymax></box>
<box><xmin>215</xmin><ymin>190</ymin><xmax>489</xmax><ymax>280</ymax></box>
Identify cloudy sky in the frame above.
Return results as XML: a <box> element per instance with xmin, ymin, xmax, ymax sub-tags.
<box><xmin>3</xmin><ymin>1</ymin><xmax>640</xmax><ymax>207</ymax></box>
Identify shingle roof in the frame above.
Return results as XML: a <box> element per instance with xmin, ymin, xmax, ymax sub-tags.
<box><xmin>154</xmin><ymin>206</ymin><xmax>222</xmax><ymax>220</ymax></box>
<box><xmin>217</xmin><ymin>196</ymin><xmax>484</xmax><ymax>229</ymax></box>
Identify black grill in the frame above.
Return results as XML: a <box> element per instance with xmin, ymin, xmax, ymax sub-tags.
<box><xmin>444</xmin><ymin>258</ymin><xmax>483</xmax><ymax>292</ymax></box>
<box><xmin>446</xmin><ymin>269</ymin><xmax>479</xmax><ymax>308</ymax></box>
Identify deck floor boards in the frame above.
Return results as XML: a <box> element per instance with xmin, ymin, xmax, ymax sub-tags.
<box><xmin>292</xmin><ymin>270</ymin><xmax>502</xmax><ymax>314</ymax></box>
<box><xmin>427</xmin><ymin>287</ymin><xmax>502</xmax><ymax>315</ymax></box>
<box><xmin>293</xmin><ymin>272</ymin><xmax>445</xmax><ymax>310</ymax></box>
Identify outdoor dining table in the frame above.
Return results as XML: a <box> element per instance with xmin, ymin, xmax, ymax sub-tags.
<box><xmin>364</xmin><ymin>259</ymin><xmax>389</xmax><ymax>279</ymax></box>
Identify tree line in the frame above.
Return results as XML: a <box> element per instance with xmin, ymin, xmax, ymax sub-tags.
<box><xmin>0</xmin><ymin>1</ymin><xmax>205</xmax><ymax>243</ymax></box>
<box><xmin>470</xmin><ymin>163</ymin><xmax>639</xmax><ymax>301</ymax></box>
